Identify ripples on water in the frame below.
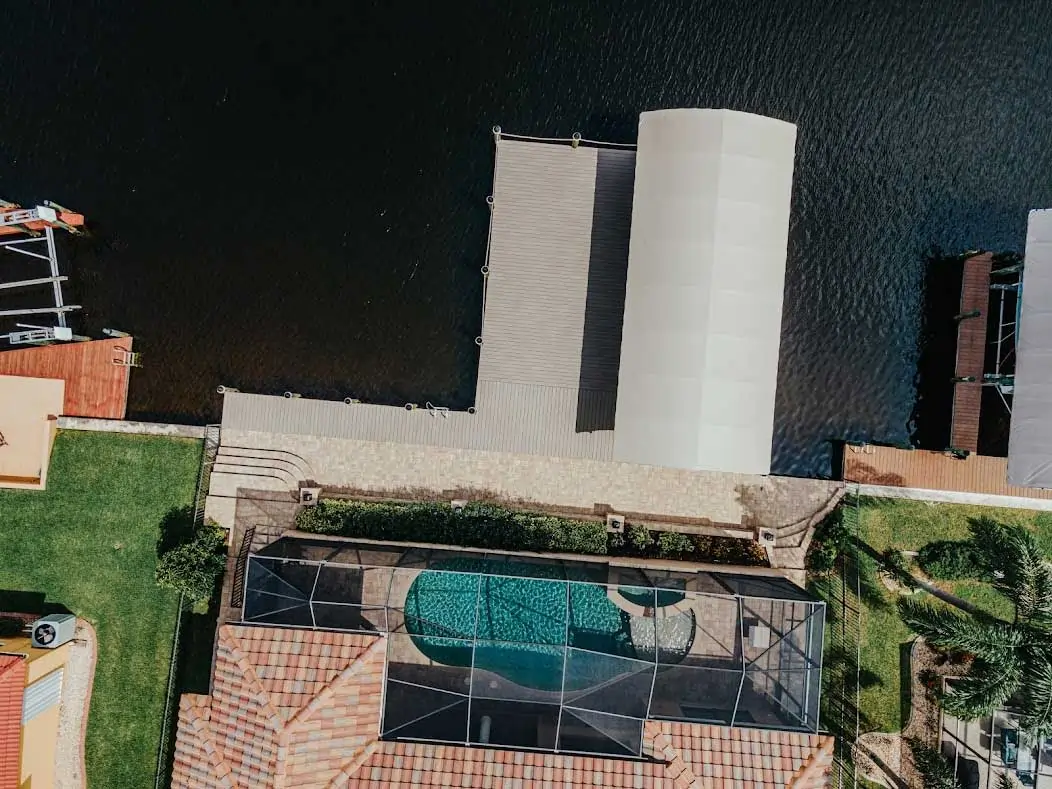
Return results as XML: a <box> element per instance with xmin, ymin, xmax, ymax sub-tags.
<box><xmin>1</xmin><ymin>1</ymin><xmax>1051</xmax><ymax>477</ymax></box>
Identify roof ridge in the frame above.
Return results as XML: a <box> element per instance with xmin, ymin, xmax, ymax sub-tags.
<box><xmin>222</xmin><ymin>628</ymin><xmax>288</xmax><ymax>731</ymax></box>
<box><xmin>644</xmin><ymin>721</ymin><xmax>706</xmax><ymax>789</ymax></box>
<box><xmin>326</xmin><ymin>740</ymin><xmax>383</xmax><ymax>787</ymax></box>
<box><xmin>180</xmin><ymin>695</ymin><xmax>239</xmax><ymax>789</ymax></box>
<box><xmin>786</xmin><ymin>735</ymin><xmax>836</xmax><ymax>789</ymax></box>
<box><xmin>281</xmin><ymin>636</ymin><xmax>385</xmax><ymax>733</ymax></box>
<box><xmin>272</xmin><ymin>636</ymin><xmax>385</xmax><ymax>788</ymax></box>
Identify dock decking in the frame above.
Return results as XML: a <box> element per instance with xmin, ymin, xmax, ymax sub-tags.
<box><xmin>950</xmin><ymin>252</ymin><xmax>992</xmax><ymax>452</ymax></box>
<box><xmin>0</xmin><ymin>338</ymin><xmax>133</xmax><ymax>419</ymax></box>
<box><xmin>843</xmin><ymin>444</ymin><xmax>1052</xmax><ymax>501</ymax></box>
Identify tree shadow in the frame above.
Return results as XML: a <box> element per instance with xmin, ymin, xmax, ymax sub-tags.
<box><xmin>157</xmin><ymin>505</ymin><xmax>197</xmax><ymax>557</ymax></box>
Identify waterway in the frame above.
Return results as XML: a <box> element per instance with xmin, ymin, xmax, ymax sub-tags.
<box><xmin>2</xmin><ymin>1</ymin><xmax>1051</xmax><ymax>477</ymax></box>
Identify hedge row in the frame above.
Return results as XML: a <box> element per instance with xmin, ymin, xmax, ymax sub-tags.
<box><xmin>295</xmin><ymin>500</ymin><xmax>766</xmax><ymax>566</ymax></box>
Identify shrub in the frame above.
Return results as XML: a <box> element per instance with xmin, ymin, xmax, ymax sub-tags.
<box><xmin>625</xmin><ymin>524</ymin><xmax>654</xmax><ymax>554</ymax></box>
<box><xmin>156</xmin><ymin>523</ymin><xmax>227</xmax><ymax>606</ymax></box>
<box><xmin>296</xmin><ymin>500</ymin><xmax>608</xmax><ymax>556</ymax></box>
<box><xmin>656</xmin><ymin>531</ymin><xmax>695</xmax><ymax>559</ymax></box>
<box><xmin>296</xmin><ymin>500</ymin><xmax>767</xmax><ymax>567</ymax></box>
<box><xmin>881</xmin><ymin>547</ymin><xmax>917</xmax><ymax>589</ymax></box>
<box><xmin>917</xmin><ymin>540</ymin><xmax>985</xmax><ymax>580</ymax></box>
<box><xmin>906</xmin><ymin>737</ymin><xmax>960</xmax><ymax>789</ymax></box>
<box><xmin>807</xmin><ymin>510</ymin><xmax>852</xmax><ymax>575</ymax></box>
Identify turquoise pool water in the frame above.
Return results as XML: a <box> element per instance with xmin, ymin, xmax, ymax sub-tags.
<box><xmin>403</xmin><ymin>558</ymin><xmax>646</xmax><ymax>691</ymax></box>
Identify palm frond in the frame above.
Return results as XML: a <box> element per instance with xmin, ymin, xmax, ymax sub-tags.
<box><xmin>898</xmin><ymin>598</ymin><xmax>1024</xmax><ymax>661</ymax></box>
<box><xmin>977</xmin><ymin>523</ymin><xmax>1052</xmax><ymax>623</ymax></box>
<box><xmin>941</xmin><ymin>657</ymin><xmax>1022</xmax><ymax>721</ymax></box>
<box><xmin>1020</xmin><ymin>648</ymin><xmax>1052</xmax><ymax>739</ymax></box>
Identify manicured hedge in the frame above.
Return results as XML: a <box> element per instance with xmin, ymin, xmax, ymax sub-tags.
<box><xmin>295</xmin><ymin>500</ymin><xmax>767</xmax><ymax>566</ymax></box>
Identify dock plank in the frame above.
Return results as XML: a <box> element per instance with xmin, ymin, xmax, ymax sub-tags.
<box><xmin>950</xmin><ymin>253</ymin><xmax>992</xmax><ymax>452</ymax></box>
<box><xmin>0</xmin><ymin>338</ymin><xmax>132</xmax><ymax>419</ymax></box>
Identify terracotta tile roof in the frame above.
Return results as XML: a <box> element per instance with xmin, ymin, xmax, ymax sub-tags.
<box><xmin>0</xmin><ymin>655</ymin><xmax>26</xmax><ymax>789</ymax></box>
<box><xmin>173</xmin><ymin>625</ymin><xmax>835</xmax><ymax>789</ymax></box>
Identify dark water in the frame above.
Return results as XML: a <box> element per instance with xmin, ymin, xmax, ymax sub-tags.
<box><xmin>3</xmin><ymin>1</ymin><xmax>1052</xmax><ymax>477</ymax></box>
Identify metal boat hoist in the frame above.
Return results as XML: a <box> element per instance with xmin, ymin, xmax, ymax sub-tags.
<box><xmin>0</xmin><ymin>199</ymin><xmax>84</xmax><ymax>345</ymax></box>
<box><xmin>986</xmin><ymin>256</ymin><xmax>1024</xmax><ymax>413</ymax></box>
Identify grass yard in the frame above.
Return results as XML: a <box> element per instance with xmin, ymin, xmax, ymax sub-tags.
<box><xmin>0</xmin><ymin>430</ymin><xmax>201</xmax><ymax>789</ymax></box>
<box><xmin>858</xmin><ymin>497</ymin><xmax>1052</xmax><ymax>620</ymax></box>
<box><xmin>812</xmin><ymin>502</ymin><xmax>914</xmax><ymax>736</ymax></box>
<box><xmin>814</xmin><ymin>497</ymin><xmax>1052</xmax><ymax>738</ymax></box>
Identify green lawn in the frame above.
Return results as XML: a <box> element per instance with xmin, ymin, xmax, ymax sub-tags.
<box><xmin>815</xmin><ymin>497</ymin><xmax>1052</xmax><ymax>737</ymax></box>
<box><xmin>812</xmin><ymin>509</ymin><xmax>914</xmax><ymax>736</ymax></box>
<box><xmin>0</xmin><ymin>430</ymin><xmax>201</xmax><ymax>789</ymax></box>
<box><xmin>858</xmin><ymin>497</ymin><xmax>1052</xmax><ymax>621</ymax></box>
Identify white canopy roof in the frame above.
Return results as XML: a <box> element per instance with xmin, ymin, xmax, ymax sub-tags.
<box><xmin>613</xmin><ymin>109</ymin><xmax>797</xmax><ymax>474</ymax></box>
<box><xmin>1008</xmin><ymin>209</ymin><xmax>1052</xmax><ymax>488</ymax></box>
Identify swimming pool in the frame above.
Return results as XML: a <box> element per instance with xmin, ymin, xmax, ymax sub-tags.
<box><xmin>402</xmin><ymin>558</ymin><xmax>691</xmax><ymax>691</ymax></box>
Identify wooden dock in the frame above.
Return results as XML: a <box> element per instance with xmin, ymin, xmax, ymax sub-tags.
<box><xmin>0</xmin><ymin>338</ymin><xmax>133</xmax><ymax>419</ymax></box>
<box><xmin>950</xmin><ymin>252</ymin><xmax>992</xmax><ymax>452</ymax></box>
<box><xmin>843</xmin><ymin>444</ymin><xmax>1052</xmax><ymax>501</ymax></box>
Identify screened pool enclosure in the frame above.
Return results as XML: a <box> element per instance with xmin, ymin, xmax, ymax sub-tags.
<box><xmin>243</xmin><ymin>537</ymin><xmax>824</xmax><ymax>759</ymax></box>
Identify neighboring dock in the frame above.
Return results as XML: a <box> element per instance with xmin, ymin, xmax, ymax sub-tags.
<box><xmin>950</xmin><ymin>252</ymin><xmax>992</xmax><ymax>452</ymax></box>
<box><xmin>0</xmin><ymin>338</ymin><xmax>134</xmax><ymax>419</ymax></box>
<box><xmin>843</xmin><ymin>444</ymin><xmax>1052</xmax><ymax>509</ymax></box>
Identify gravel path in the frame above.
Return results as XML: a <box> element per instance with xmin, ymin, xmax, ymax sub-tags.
<box><xmin>55</xmin><ymin>619</ymin><xmax>96</xmax><ymax>789</ymax></box>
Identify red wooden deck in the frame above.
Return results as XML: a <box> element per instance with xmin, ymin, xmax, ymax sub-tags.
<box><xmin>843</xmin><ymin>444</ymin><xmax>1052</xmax><ymax>500</ymax></box>
<box><xmin>950</xmin><ymin>253</ymin><xmax>992</xmax><ymax>452</ymax></box>
<box><xmin>0</xmin><ymin>338</ymin><xmax>133</xmax><ymax>419</ymax></box>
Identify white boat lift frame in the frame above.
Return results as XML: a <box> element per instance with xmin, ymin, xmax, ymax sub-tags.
<box><xmin>986</xmin><ymin>261</ymin><xmax>1024</xmax><ymax>414</ymax></box>
<box><xmin>0</xmin><ymin>201</ymin><xmax>81</xmax><ymax>345</ymax></box>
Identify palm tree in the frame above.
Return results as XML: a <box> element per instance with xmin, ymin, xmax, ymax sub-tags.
<box><xmin>897</xmin><ymin>520</ymin><xmax>1052</xmax><ymax>737</ymax></box>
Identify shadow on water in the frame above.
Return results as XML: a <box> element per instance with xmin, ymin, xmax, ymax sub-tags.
<box><xmin>909</xmin><ymin>247</ymin><xmax>963</xmax><ymax>451</ymax></box>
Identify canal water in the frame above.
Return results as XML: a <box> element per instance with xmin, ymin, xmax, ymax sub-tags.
<box><xmin>2</xmin><ymin>1</ymin><xmax>1051</xmax><ymax>477</ymax></box>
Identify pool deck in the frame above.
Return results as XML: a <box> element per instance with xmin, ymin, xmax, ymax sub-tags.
<box><xmin>207</xmin><ymin>427</ymin><xmax>844</xmax><ymax>579</ymax></box>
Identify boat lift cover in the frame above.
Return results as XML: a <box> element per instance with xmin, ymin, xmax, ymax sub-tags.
<box><xmin>1008</xmin><ymin>209</ymin><xmax>1052</xmax><ymax>488</ymax></box>
<box><xmin>613</xmin><ymin>109</ymin><xmax>797</xmax><ymax>475</ymax></box>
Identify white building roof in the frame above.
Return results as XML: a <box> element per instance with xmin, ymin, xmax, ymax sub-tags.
<box><xmin>612</xmin><ymin>109</ymin><xmax>798</xmax><ymax>474</ymax></box>
<box><xmin>1008</xmin><ymin>209</ymin><xmax>1052</xmax><ymax>488</ymax></box>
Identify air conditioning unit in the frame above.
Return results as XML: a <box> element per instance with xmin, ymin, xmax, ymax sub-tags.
<box><xmin>31</xmin><ymin>614</ymin><xmax>76</xmax><ymax>649</ymax></box>
<box><xmin>606</xmin><ymin>514</ymin><xmax>625</xmax><ymax>533</ymax></box>
<box><xmin>755</xmin><ymin>528</ymin><xmax>776</xmax><ymax>548</ymax></box>
<box><xmin>451</xmin><ymin>499</ymin><xmax>468</xmax><ymax>514</ymax></box>
<box><xmin>299</xmin><ymin>487</ymin><xmax>321</xmax><ymax>505</ymax></box>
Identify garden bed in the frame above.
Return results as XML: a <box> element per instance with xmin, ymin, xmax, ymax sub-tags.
<box><xmin>296</xmin><ymin>499</ymin><xmax>768</xmax><ymax>566</ymax></box>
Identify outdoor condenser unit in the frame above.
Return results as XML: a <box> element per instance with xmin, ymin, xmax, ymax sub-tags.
<box><xmin>30</xmin><ymin>613</ymin><xmax>76</xmax><ymax>649</ymax></box>
<box><xmin>606</xmin><ymin>514</ymin><xmax>626</xmax><ymax>533</ymax></box>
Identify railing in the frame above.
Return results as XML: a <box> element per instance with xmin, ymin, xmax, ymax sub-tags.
<box><xmin>230</xmin><ymin>526</ymin><xmax>256</xmax><ymax>610</ymax></box>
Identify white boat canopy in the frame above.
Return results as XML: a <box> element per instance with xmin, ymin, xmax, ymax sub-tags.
<box><xmin>1008</xmin><ymin>209</ymin><xmax>1052</xmax><ymax>488</ymax></box>
<box><xmin>613</xmin><ymin>109</ymin><xmax>798</xmax><ymax>475</ymax></box>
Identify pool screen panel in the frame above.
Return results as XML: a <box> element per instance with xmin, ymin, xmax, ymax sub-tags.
<box><xmin>242</xmin><ymin>542</ymin><xmax>825</xmax><ymax>759</ymax></box>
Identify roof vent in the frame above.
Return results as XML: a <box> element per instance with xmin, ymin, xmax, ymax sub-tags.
<box><xmin>31</xmin><ymin>613</ymin><xmax>76</xmax><ymax>649</ymax></box>
<box><xmin>606</xmin><ymin>514</ymin><xmax>625</xmax><ymax>533</ymax></box>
